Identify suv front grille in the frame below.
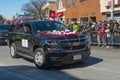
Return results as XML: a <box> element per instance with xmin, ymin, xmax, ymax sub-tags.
<box><xmin>60</xmin><ymin>38</ymin><xmax>86</xmax><ymax>51</ymax></box>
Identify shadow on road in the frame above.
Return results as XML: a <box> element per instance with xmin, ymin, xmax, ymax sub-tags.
<box><xmin>54</xmin><ymin>56</ymin><xmax>103</xmax><ymax>70</ymax></box>
<box><xmin>22</xmin><ymin>56</ymin><xmax>103</xmax><ymax>70</ymax></box>
<box><xmin>0</xmin><ymin>65</ymin><xmax>85</xmax><ymax>80</ymax></box>
<box><xmin>0</xmin><ymin>56</ymin><xmax>103</xmax><ymax>80</ymax></box>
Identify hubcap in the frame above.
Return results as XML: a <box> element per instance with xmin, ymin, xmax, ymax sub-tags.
<box><xmin>11</xmin><ymin>46</ymin><xmax>15</xmax><ymax>56</ymax></box>
<box><xmin>35</xmin><ymin>51</ymin><xmax>44</xmax><ymax>66</ymax></box>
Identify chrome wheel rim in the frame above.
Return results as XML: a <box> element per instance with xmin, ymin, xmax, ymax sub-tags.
<box><xmin>35</xmin><ymin>51</ymin><xmax>44</xmax><ymax>66</ymax></box>
<box><xmin>11</xmin><ymin>46</ymin><xmax>15</xmax><ymax>56</ymax></box>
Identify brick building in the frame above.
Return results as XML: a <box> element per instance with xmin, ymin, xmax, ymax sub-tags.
<box><xmin>56</xmin><ymin>0</ymin><xmax>106</xmax><ymax>24</ymax></box>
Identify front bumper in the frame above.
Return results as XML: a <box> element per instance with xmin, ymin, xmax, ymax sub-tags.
<box><xmin>45</xmin><ymin>47</ymin><xmax>91</xmax><ymax>67</ymax></box>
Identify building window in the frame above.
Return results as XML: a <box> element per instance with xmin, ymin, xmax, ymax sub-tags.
<box><xmin>80</xmin><ymin>0</ymin><xmax>87</xmax><ymax>2</ymax></box>
<box><xmin>80</xmin><ymin>17</ymin><xmax>88</xmax><ymax>24</ymax></box>
<box><xmin>71</xmin><ymin>18</ymin><xmax>77</xmax><ymax>22</ymax></box>
<box><xmin>68</xmin><ymin>0</ymin><xmax>71</xmax><ymax>6</ymax></box>
<box><xmin>68</xmin><ymin>0</ymin><xmax>76</xmax><ymax>6</ymax></box>
<box><xmin>105</xmin><ymin>0</ymin><xmax>120</xmax><ymax>8</ymax></box>
<box><xmin>73</xmin><ymin>0</ymin><xmax>76</xmax><ymax>4</ymax></box>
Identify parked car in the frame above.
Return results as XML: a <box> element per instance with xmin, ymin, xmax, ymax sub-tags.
<box><xmin>8</xmin><ymin>20</ymin><xmax>91</xmax><ymax>69</ymax></box>
<box><xmin>0</xmin><ymin>24</ymin><xmax>11</xmax><ymax>45</ymax></box>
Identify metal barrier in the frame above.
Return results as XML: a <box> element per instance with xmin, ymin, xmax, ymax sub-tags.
<box><xmin>89</xmin><ymin>31</ymin><xmax>120</xmax><ymax>46</ymax></box>
<box><xmin>114</xmin><ymin>32</ymin><xmax>120</xmax><ymax>46</ymax></box>
<box><xmin>89</xmin><ymin>31</ymin><xmax>98</xmax><ymax>45</ymax></box>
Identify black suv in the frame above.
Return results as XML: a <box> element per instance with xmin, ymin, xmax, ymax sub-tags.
<box><xmin>8</xmin><ymin>20</ymin><xmax>90</xmax><ymax>68</ymax></box>
<box><xmin>0</xmin><ymin>24</ymin><xmax>11</xmax><ymax>45</ymax></box>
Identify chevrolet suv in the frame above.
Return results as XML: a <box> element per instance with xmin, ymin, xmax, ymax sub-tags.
<box><xmin>8</xmin><ymin>20</ymin><xmax>90</xmax><ymax>69</ymax></box>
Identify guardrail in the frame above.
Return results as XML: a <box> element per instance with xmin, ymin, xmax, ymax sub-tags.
<box><xmin>88</xmin><ymin>31</ymin><xmax>120</xmax><ymax>46</ymax></box>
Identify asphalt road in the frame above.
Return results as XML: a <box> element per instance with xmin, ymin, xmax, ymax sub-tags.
<box><xmin>0</xmin><ymin>46</ymin><xmax>120</xmax><ymax>80</ymax></box>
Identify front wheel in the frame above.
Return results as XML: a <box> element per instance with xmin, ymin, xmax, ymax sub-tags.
<box><xmin>10</xmin><ymin>43</ymin><xmax>19</xmax><ymax>58</ymax></box>
<box><xmin>34</xmin><ymin>48</ymin><xmax>46</xmax><ymax>69</ymax></box>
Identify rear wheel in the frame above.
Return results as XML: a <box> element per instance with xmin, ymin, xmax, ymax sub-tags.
<box><xmin>34</xmin><ymin>48</ymin><xmax>46</xmax><ymax>69</ymax></box>
<box><xmin>10</xmin><ymin>43</ymin><xmax>19</xmax><ymax>58</ymax></box>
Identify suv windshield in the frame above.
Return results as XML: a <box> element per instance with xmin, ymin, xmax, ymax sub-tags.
<box><xmin>0</xmin><ymin>25</ymin><xmax>10</xmax><ymax>30</ymax></box>
<box><xmin>32</xmin><ymin>21</ymin><xmax>68</xmax><ymax>33</ymax></box>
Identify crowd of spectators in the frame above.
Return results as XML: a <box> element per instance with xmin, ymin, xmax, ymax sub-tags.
<box><xmin>67</xmin><ymin>20</ymin><xmax>120</xmax><ymax>48</ymax></box>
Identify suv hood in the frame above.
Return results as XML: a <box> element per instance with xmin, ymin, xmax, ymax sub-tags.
<box><xmin>38</xmin><ymin>31</ymin><xmax>85</xmax><ymax>40</ymax></box>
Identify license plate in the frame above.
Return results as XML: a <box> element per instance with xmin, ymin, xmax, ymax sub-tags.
<box><xmin>73</xmin><ymin>54</ymin><xmax>81</xmax><ymax>60</ymax></box>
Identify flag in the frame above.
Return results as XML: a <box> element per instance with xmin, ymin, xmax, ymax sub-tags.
<box><xmin>14</xmin><ymin>16</ymin><xmax>23</xmax><ymax>26</ymax></box>
<box><xmin>49</xmin><ymin>10</ymin><xmax>56</xmax><ymax>20</ymax></box>
<box><xmin>55</xmin><ymin>15</ymin><xmax>59</xmax><ymax>21</ymax></box>
<box><xmin>57</xmin><ymin>12</ymin><xmax>64</xmax><ymax>17</ymax></box>
<box><xmin>16</xmin><ymin>12</ymin><xmax>19</xmax><ymax>18</ymax></box>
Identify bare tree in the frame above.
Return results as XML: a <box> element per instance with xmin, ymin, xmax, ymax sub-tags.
<box><xmin>21</xmin><ymin>0</ymin><xmax>47</xmax><ymax>19</ymax></box>
<box><xmin>42</xmin><ymin>7</ymin><xmax>50</xmax><ymax>19</ymax></box>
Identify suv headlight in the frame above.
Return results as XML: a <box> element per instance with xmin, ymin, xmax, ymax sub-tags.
<box><xmin>5</xmin><ymin>33</ymin><xmax>8</xmax><ymax>36</ymax></box>
<box><xmin>45</xmin><ymin>40</ymin><xmax>59</xmax><ymax>50</ymax></box>
<box><xmin>45</xmin><ymin>40</ymin><xmax>59</xmax><ymax>45</ymax></box>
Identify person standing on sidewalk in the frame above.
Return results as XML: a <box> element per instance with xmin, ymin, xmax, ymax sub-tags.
<box><xmin>105</xmin><ymin>23</ymin><xmax>112</xmax><ymax>48</ymax></box>
<box><xmin>97</xmin><ymin>21</ymin><xmax>102</xmax><ymax>46</ymax></box>
<box><xmin>98</xmin><ymin>23</ymin><xmax>106</xmax><ymax>47</ymax></box>
<box><xmin>113</xmin><ymin>20</ymin><xmax>120</xmax><ymax>48</ymax></box>
<box><xmin>72</xmin><ymin>21</ymin><xmax>80</xmax><ymax>32</ymax></box>
<box><xmin>109</xmin><ymin>20</ymin><xmax>115</xmax><ymax>48</ymax></box>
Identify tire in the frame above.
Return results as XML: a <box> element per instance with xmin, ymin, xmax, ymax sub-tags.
<box><xmin>34</xmin><ymin>48</ymin><xmax>46</xmax><ymax>69</ymax></box>
<box><xmin>10</xmin><ymin>43</ymin><xmax>19</xmax><ymax>58</ymax></box>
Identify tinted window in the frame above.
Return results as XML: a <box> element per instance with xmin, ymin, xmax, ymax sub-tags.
<box><xmin>24</xmin><ymin>23</ymin><xmax>32</xmax><ymax>34</ymax></box>
<box><xmin>15</xmin><ymin>24</ymin><xmax>24</xmax><ymax>33</ymax></box>
<box><xmin>32</xmin><ymin>21</ymin><xmax>68</xmax><ymax>33</ymax></box>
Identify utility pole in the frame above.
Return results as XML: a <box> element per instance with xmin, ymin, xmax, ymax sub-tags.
<box><xmin>111</xmin><ymin>0</ymin><xmax>114</xmax><ymax>20</ymax></box>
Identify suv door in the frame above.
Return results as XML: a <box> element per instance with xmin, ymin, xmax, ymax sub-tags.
<box><xmin>20</xmin><ymin>23</ymin><xmax>34</xmax><ymax>56</ymax></box>
<box><xmin>14</xmin><ymin>23</ymin><xmax>24</xmax><ymax>52</ymax></box>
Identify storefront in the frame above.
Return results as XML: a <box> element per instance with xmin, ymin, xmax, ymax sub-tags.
<box><xmin>103</xmin><ymin>0</ymin><xmax>120</xmax><ymax>22</ymax></box>
<box><xmin>107</xmin><ymin>12</ymin><xmax>120</xmax><ymax>22</ymax></box>
<box><xmin>56</xmin><ymin>0</ymin><xmax>66</xmax><ymax>23</ymax></box>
